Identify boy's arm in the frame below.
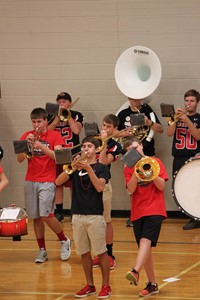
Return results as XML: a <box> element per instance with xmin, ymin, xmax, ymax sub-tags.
<box><xmin>17</xmin><ymin>153</ymin><xmax>26</xmax><ymax>163</ymax></box>
<box><xmin>126</xmin><ymin>171</ymin><xmax>138</xmax><ymax>194</ymax></box>
<box><xmin>0</xmin><ymin>172</ymin><xmax>9</xmax><ymax>192</ymax></box>
<box><xmin>86</xmin><ymin>165</ymin><xmax>106</xmax><ymax>192</ymax></box>
<box><xmin>47</xmin><ymin>116</ymin><xmax>60</xmax><ymax>130</ymax></box>
<box><xmin>55</xmin><ymin>170</ymin><xmax>70</xmax><ymax>186</ymax></box>
<box><xmin>98</xmin><ymin>144</ymin><xmax>114</xmax><ymax>165</ymax></box>
<box><xmin>153</xmin><ymin>176</ymin><xmax>165</xmax><ymax>191</ymax></box>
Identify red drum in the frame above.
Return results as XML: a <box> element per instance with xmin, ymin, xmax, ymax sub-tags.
<box><xmin>172</xmin><ymin>157</ymin><xmax>200</xmax><ymax>220</ymax></box>
<box><xmin>0</xmin><ymin>206</ymin><xmax>28</xmax><ymax>237</ymax></box>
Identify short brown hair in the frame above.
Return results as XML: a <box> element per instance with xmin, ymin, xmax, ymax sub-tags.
<box><xmin>81</xmin><ymin>136</ymin><xmax>100</xmax><ymax>149</ymax></box>
<box><xmin>30</xmin><ymin>108</ymin><xmax>48</xmax><ymax>120</ymax></box>
<box><xmin>103</xmin><ymin>114</ymin><xmax>119</xmax><ymax>128</ymax></box>
<box><xmin>123</xmin><ymin>136</ymin><xmax>141</xmax><ymax>150</ymax></box>
<box><xmin>184</xmin><ymin>89</ymin><xmax>200</xmax><ymax>102</ymax></box>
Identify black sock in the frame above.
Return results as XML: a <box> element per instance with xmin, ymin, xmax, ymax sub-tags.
<box><xmin>56</xmin><ymin>204</ymin><xmax>63</xmax><ymax>214</ymax></box>
<box><xmin>106</xmin><ymin>243</ymin><xmax>114</xmax><ymax>257</ymax></box>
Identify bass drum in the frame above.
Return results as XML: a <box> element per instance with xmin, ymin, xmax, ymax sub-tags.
<box><xmin>172</xmin><ymin>157</ymin><xmax>200</xmax><ymax>220</ymax></box>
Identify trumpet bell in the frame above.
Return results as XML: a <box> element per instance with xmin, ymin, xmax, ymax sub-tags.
<box><xmin>135</xmin><ymin>156</ymin><xmax>160</xmax><ymax>181</ymax></box>
<box><xmin>63</xmin><ymin>164</ymin><xmax>74</xmax><ymax>174</ymax></box>
<box><xmin>115</xmin><ymin>46</ymin><xmax>162</xmax><ymax>99</ymax></box>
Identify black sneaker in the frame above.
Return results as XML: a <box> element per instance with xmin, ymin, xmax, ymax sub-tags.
<box><xmin>183</xmin><ymin>219</ymin><xmax>200</xmax><ymax>230</ymax></box>
<box><xmin>55</xmin><ymin>213</ymin><xmax>64</xmax><ymax>222</ymax></box>
<box><xmin>126</xmin><ymin>218</ymin><xmax>134</xmax><ymax>227</ymax></box>
<box><xmin>139</xmin><ymin>282</ymin><xmax>159</xmax><ymax>297</ymax></box>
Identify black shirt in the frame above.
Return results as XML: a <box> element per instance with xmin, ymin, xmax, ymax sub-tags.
<box><xmin>70</xmin><ymin>162</ymin><xmax>111</xmax><ymax>215</ymax></box>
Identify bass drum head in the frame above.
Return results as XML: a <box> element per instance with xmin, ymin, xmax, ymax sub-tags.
<box><xmin>172</xmin><ymin>158</ymin><xmax>200</xmax><ymax>220</ymax></box>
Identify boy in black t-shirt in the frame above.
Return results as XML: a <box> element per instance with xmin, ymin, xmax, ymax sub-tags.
<box><xmin>56</xmin><ymin>136</ymin><xmax>112</xmax><ymax>299</ymax></box>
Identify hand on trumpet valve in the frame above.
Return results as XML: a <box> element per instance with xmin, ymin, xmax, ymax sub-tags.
<box><xmin>27</xmin><ymin>133</ymin><xmax>35</xmax><ymax>144</ymax></box>
<box><xmin>76</xmin><ymin>152</ymin><xmax>88</xmax><ymax>171</ymax></box>
<box><xmin>167</xmin><ymin>106</ymin><xmax>190</xmax><ymax>125</ymax></box>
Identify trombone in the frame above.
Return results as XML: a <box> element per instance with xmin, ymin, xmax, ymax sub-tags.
<box><xmin>135</xmin><ymin>156</ymin><xmax>160</xmax><ymax>182</ymax></box>
<box><xmin>58</xmin><ymin>97</ymin><xmax>80</xmax><ymax>122</ymax></box>
<box><xmin>93</xmin><ymin>128</ymin><xmax>128</xmax><ymax>152</ymax></box>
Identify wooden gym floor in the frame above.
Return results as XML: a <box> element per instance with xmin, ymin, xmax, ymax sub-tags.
<box><xmin>0</xmin><ymin>217</ymin><xmax>200</xmax><ymax>300</ymax></box>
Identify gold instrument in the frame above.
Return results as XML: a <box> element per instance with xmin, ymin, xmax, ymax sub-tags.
<box><xmin>167</xmin><ymin>107</ymin><xmax>189</xmax><ymax>125</ymax></box>
<box><xmin>63</xmin><ymin>152</ymin><xmax>88</xmax><ymax>174</ymax></box>
<box><xmin>115</xmin><ymin>46</ymin><xmax>162</xmax><ymax>99</ymax></box>
<box><xmin>25</xmin><ymin>127</ymin><xmax>40</xmax><ymax>159</ymax></box>
<box><xmin>130</xmin><ymin>125</ymin><xmax>149</xmax><ymax>141</ymax></box>
<box><xmin>93</xmin><ymin>128</ymin><xmax>127</xmax><ymax>152</ymax></box>
<box><xmin>58</xmin><ymin>97</ymin><xmax>80</xmax><ymax>122</ymax></box>
<box><xmin>135</xmin><ymin>156</ymin><xmax>160</xmax><ymax>182</ymax></box>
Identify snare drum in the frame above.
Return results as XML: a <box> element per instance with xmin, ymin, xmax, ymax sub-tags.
<box><xmin>172</xmin><ymin>157</ymin><xmax>200</xmax><ymax>220</ymax></box>
<box><xmin>0</xmin><ymin>206</ymin><xmax>28</xmax><ymax>237</ymax></box>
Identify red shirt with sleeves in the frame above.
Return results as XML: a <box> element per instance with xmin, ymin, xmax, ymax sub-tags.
<box><xmin>20</xmin><ymin>129</ymin><xmax>64</xmax><ymax>182</ymax></box>
<box><xmin>124</xmin><ymin>157</ymin><xmax>168</xmax><ymax>221</ymax></box>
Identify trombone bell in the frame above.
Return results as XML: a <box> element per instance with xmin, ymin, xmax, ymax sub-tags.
<box><xmin>135</xmin><ymin>157</ymin><xmax>160</xmax><ymax>181</ymax></box>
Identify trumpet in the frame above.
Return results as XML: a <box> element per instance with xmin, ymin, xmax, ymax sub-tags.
<box><xmin>25</xmin><ymin>127</ymin><xmax>40</xmax><ymax>159</ymax></box>
<box><xmin>58</xmin><ymin>97</ymin><xmax>80</xmax><ymax>122</ymax></box>
<box><xmin>63</xmin><ymin>152</ymin><xmax>88</xmax><ymax>174</ymax></box>
<box><xmin>135</xmin><ymin>156</ymin><xmax>160</xmax><ymax>182</ymax></box>
<box><xmin>167</xmin><ymin>106</ymin><xmax>190</xmax><ymax>125</ymax></box>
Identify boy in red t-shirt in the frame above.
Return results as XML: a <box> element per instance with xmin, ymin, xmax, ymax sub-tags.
<box><xmin>17</xmin><ymin>108</ymin><xmax>71</xmax><ymax>263</ymax></box>
<box><xmin>123</xmin><ymin>137</ymin><xmax>168</xmax><ymax>298</ymax></box>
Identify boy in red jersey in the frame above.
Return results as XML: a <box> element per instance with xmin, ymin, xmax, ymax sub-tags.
<box><xmin>167</xmin><ymin>89</ymin><xmax>200</xmax><ymax>230</ymax></box>
<box><xmin>48</xmin><ymin>92</ymin><xmax>84</xmax><ymax>222</ymax></box>
<box><xmin>17</xmin><ymin>108</ymin><xmax>71</xmax><ymax>263</ymax></box>
<box><xmin>123</xmin><ymin>137</ymin><xmax>168</xmax><ymax>298</ymax></box>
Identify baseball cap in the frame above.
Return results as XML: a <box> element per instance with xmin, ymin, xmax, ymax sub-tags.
<box><xmin>56</xmin><ymin>92</ymin><xmax>72</xmax><ymax>102</ymax></box>
<box><xmin>0</xmin><ymin>146</ymin><xmax>4</xmax><ymax>159</ymax></box>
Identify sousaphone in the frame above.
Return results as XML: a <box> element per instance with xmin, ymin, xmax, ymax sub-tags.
<box><xmin>115</xmin><ymin>45</ymin><xmax>162</xmax><ymax>141</ymax></box>
<box><xmin>115</xmin><ymin>45</ymin><xmax>162</xmax><ymax>99</ymax></box>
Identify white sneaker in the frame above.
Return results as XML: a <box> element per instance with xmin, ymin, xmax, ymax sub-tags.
<box><xmin>35</xmin><ymin>249</ymin><xmax>48</xmax><ymax>263</ymax></box>
<box><xmin>60</xmin><ymin>238</ymin><xmax>71</xmax><ymax>261</ymax></box>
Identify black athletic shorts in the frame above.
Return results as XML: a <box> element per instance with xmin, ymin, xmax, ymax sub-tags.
<box><xmin>133</xmin><ymin>215</ymin><xmax>164</xmax><ymax>247</ymax></box>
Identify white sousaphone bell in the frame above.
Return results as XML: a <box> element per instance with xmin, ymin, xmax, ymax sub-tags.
<box><xmin>115</xmin><ymin>45</ymin><xmax>162</xmax><ymax>142</ymax></box>
<box><xmin>115</xmin><ymin>45</ymin><xmax>162</xmax><ymax>100</ymax></box>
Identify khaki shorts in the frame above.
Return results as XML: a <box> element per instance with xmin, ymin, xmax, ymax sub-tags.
<box><xmin>103</xmin><ymin>181</ymin><xmax>112</xmax><ymax>223</ymax></box>
<box><xmin>72</xmin><ymin>215</ymin><xmax>107</xmax><ymax>256</ymax></box>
